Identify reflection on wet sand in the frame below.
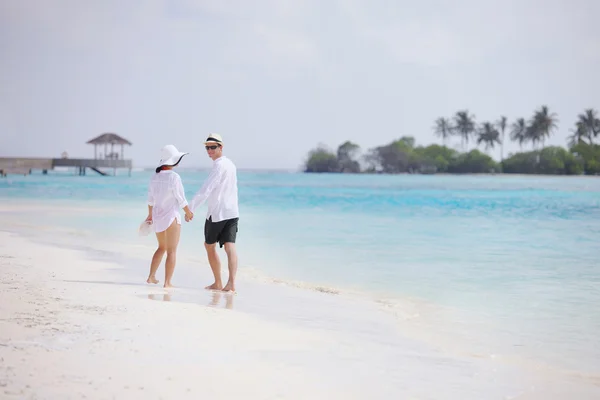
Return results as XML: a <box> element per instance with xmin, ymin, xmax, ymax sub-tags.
<box><xmin>148</xmin><ymin>293</ymin><xmax>172</xmax><ymax>302</ymax></box>
<box><xmin>146</xmin><ymin>290</ymin><xmax>234</xmax><ymax>309</ymax></box>
<box><xmin>208</xmin><ymin>291</ymin><xmax>234</xmax><ymax>309</ymax></box>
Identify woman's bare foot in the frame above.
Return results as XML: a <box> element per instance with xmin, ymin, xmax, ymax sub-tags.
<box><xmin>222</xmin><ymin>282</ymin><xmax>235</xmax><ymax>292</ymax></box>
<box><xmin>164</xmin><ymin>282</ymin><xmax>174</xmax><ymax>288</ymax></box>
<box><xmin>147</xmin><ymin>277</ymin><xmax>159</xmax><ymax>284</ymax></box>
<box><xmin>205</xmin><ymin>282</ymin><xmax>223</xmax><ymax>290</ymax></box>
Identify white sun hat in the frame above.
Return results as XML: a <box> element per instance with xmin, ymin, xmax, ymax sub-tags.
<box><xmin>158</xmin><ymin>144</ymin><xmax>188</xmax><ymax>168</ymax></box>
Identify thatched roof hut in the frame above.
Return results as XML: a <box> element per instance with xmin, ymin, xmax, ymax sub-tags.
<box><xmin>87</xmin><ymin>133</ymin><xmax>132</xmax><ymax>160</ymax></box>
<box><xmin>86</xmin><ymin>133</ymin><xmax>132</xmax><ymax>146</ymax></box>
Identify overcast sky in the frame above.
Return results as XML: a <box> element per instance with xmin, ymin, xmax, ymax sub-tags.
<box><xmin>1</xmin><ymin>0</ymin><xmax>598</xmax><ymax>170</ymax></box>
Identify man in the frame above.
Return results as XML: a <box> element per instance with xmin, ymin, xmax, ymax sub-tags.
<box><xmin>188</xmin><ymin>133</ymin><xmax>239</xmax><ymax>292</ymax></box>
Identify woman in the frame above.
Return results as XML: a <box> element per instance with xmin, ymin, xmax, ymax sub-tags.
<box><xmin>145</xmin><ymin>144</ymin><xmax>193</xmax><ymax>288</ymax></box>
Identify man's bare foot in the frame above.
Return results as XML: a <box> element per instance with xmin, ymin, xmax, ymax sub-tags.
<box><xmin>205</xmin><ymin>282</ymin><xmax>223</xmax><ymax>290</ymax></box>
<box><xmin>222</xmin><ymin>282</ymin><xmax>235</xmax><ymax>292</ymax></box>
<box><xmin>147</xmin><ymin>277</ymin><xmax>159</xmax><ymax>284</ymax></box>
<box><xmin>164</xmin><ymin>282</ymin><xmax>174</xmax><ymax>289</ymax></box>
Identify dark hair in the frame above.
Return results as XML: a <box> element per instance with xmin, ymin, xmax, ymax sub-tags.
<box><xmin>155</xmin><ymin>155</ymin><xmax>184</xmax><ymax>173</ymax></box>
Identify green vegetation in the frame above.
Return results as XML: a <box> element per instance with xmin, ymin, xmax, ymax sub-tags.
<box><xmin>304</xmin><ymin>145</ymin><xmax>339</xmax><ymax>173</ymax></box>
<box><xmin>304</xmin><ymin>107</ymin><xmax>600</xmax><ymax>175</ymax></box>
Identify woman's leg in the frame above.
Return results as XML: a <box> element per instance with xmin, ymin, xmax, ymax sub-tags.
<box><xmin>148</xmin><ymin>230</ymin><xmax>167</xmax><ymax>284</ymax></box>
<box><xmin>163</xmin><ymin>220</ymin><xmax>181</xmax><ymax>288</ymax></box>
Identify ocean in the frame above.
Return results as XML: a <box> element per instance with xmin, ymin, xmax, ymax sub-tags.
<box><xmin>1</xmin><ymin>168</ymin><xmax>599</xmax><ymax>396</ymax></box>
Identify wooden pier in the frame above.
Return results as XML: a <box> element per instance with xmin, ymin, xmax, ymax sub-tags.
<box><xmin>0</xmin><ymin>157</ymin><xmax>133</xmax><ymax>177</ymax></box>
<box><xmin>0</xmin><ymin>133</ymin><xmax>133</xmax><ymax>177</ymax></box>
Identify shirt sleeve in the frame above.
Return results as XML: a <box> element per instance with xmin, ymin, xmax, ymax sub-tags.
<box><xmin>189</xmin><ymin>163</ymin><xmax>222</xmax><ymax>212</ymax></box>
<box><xmin>172</xmin><ymin>174</ymin><xmax>189</xmax><ymax>209</ymax></box>
<box><xmin>147</xmin><ymin>181</ymin><xmax>154</xmax><ymax>206</ymax></box>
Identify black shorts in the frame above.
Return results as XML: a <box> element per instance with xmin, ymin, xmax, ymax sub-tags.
<box><xmin>204</xmin><ymin>216</ymin><xmax>239</xmax><ymax>248</ymax></box>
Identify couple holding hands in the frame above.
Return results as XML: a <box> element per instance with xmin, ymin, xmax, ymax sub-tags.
<box><xmin>144</xmin><ymin>133</ymin><xmax>239</xmax><ymax>292</ymax></box>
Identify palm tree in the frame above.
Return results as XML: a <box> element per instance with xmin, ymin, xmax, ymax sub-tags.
<box><xmin>525</xmin><ymin>123</ymin><xmax>540</xmax><ymax>150</ymax></box>
<box><xmin>433</xmin><ymin>117</ymin><xmax>453</xmax><ymax>146</ymax></box>
<box><xmin>477</xmin><ymin>122</ymin><xmax>501</xmax><ymax>152</ymax></box>
<box><xmin>567</xmin><ymin>121</ymin><xmax>588</xmax><ymax>147</ymax></box>
<box><xmin>510</xmin><ymin>118</ymin><xmax>527</xmax><ymax>151</ymax></box>
<box><xmin>496</xmin><ymin>115</ymin><xmax>507</xmax><ymax>161</ymax></box>
<box><xmin>528</xmin><ymin>105</ymin><xmax>558</xmax><ymax>149</ymax></box>
<box><xmin>453</xmin><ymin>110</ymin><xmax>476</xmax><ymax>151</ymax></box>
<box><xmin>576</xmin><ymin>108</ymin><xmax>600</xmax><ymax>144</ymax></box>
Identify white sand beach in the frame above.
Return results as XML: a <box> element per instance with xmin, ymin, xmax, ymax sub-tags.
<box><xmin>1</xmin><ymin>225</ymin><xmax>599</xmax><ymax>399</ymax></box>
<box><xmin>0</xmin><ymin>231</ymin><xmax>360</xmax><ymax>399</ymax></box>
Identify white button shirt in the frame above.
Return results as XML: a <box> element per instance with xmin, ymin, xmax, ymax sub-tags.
<box><xmin>190</xmin><ymin>156</ymin><xmax>239</xmax><ymax>222</ymax></box>
<box><xmin>147</xmin><ymin>170</ymin><xmax>189</xmax><ymax>232</ymax></box>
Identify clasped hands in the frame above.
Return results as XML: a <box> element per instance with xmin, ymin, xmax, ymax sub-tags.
<box><xmin>184</xmin><ymin>209</ymin><xmax>194</xmax><ymax>222</ymax></box>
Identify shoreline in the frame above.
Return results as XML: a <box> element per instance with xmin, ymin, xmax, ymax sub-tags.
<box><xmin>2</xmin><ymin>198</ymin><xmax>600</xmax><ymax>378</ymax></box>
<box><xmin>1</xmin><ymin>229</ymin><xmax>600</xmax><ymax>398</ymax></box>
<box><xmin>2</xmin><ymin>168</ymin><xmax>600</xmax><ymax>178</ymax></box>
<box><xmin>302</xmin><ymin>171</ymin><xmax>600</xmax><ymax>178</ymax></box>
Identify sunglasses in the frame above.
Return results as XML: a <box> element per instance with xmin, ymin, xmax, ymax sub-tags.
<box><xmin>205</xmin><ymin>145</ymin><xmax>220</xmax><ymax>150</ymax></box>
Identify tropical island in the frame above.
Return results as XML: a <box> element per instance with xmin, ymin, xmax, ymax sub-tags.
<box><xmin>304</xmin><ymin>107</ymin><xmax>600</xmax><ymax>175</ymax></box>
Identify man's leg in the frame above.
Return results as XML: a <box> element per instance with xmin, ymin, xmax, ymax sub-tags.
<box><xmin>222</xmin><ymin>242</ymin><xmax>238</xmax><ymax>292</ymax></box>
<box><xmin>204</xmin><ymin>242</ymin><xmax>223</xmax><ymax>290</ymax></box>
<box><xmin>221</xmin><ymin>218</ymin><xmax>239</xmax><ymax>292</ymax></box>
<box><xmin>204</xmin><ymin>217</ymin><xmax>223</xmax><ymax>290</ymax></box>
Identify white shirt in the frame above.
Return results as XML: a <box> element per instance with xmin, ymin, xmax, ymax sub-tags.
<box><xmin>190</xmin><ymin>156</ymin><xmax>239</xmax><ymax>222</ymax></box>
<box><xmin>147</xmin><ymin>170</ymin><xmax>189</xmax><ymax>232</ymax></box>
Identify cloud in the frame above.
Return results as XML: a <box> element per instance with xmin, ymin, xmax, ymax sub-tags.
<box><xmin>169</xmin><ymin>0</ymin><xmax>313</xmax><ymax>20</ymax></box>
<box><xmin>166</xmin><ymin>0</ymin><xmax>319</xmax><ymax>75</ymax></box>
<box><xmin>337</xmin><ymin>0</ymin><xmax>473</xmax><ymax>66</ymax></box>
<box><xmin>253</xmin><ymin>24</ymin><xmax>317</xmax><ymax>65</ymax></box>
<box><xmin>337</xmin><ymin>0</ymin><xmax>600</xmax><ymax>67</ymax></box>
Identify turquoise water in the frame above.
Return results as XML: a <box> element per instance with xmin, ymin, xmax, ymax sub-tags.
<box><xmin>1</xmin><ymin>169</ymin><xmax>600</xmax><ymax>377</ymax></box>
